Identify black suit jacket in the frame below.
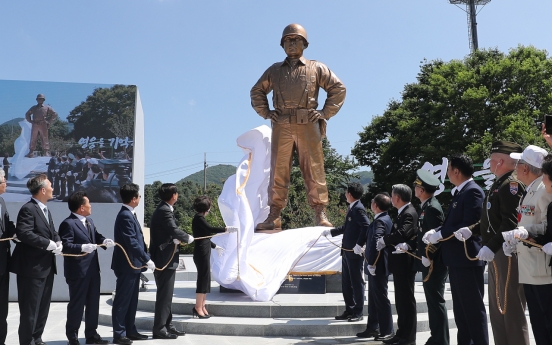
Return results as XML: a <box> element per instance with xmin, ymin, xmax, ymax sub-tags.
<box><xmin>330</xmin><ymin>200</ymin><xmax>371</xmax><ymax>253</ymax></box>
<box><xmin>10</xmin><ymin>199</ymin><xmax>60</xmax><ymax>278</ymax></box>
<box><xmin>383</xmin><ymin>203</ymin><xmax>419</xmax><ymax>275</ymax></box>
<box><xmin>358</xmin><ymin>212</ymin><xmax>393</xmax><ymax>276</ymax></box>
<box><xmin>149</xmin><ymin>202</ymin><xmax>190</xmax><ymax>270</ymax></box>
<box><xmin>59</xmin><ymin>214</ymin><xmax>106</xmax><ymax>280</ymax></box>
<box><xmin>0</xmin><ymin>196</ymin><xmax>16</xmax><ymax>276</ymax></box>
<box><xmin>111</xmin><ymin>206</ymin><xmax>149</xmax><ymax>274</ymax></box>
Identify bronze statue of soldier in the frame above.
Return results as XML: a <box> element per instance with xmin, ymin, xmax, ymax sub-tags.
<box><xmin>251</xmin><ymin>24</ymin><xmax>346</xmax><ymax>231</ymax></box>
<box><xmin>25</xmin><ymin>94</ymin><xmax>58</xmax><ymax>158</ymax></box>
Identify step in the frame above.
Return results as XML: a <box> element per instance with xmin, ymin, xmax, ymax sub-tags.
<box><xmin>98</xmin><ymin>295</ymin><xmax>459</xmax><ymax>337</ymax></box>
<box><xmin>134</xmin><ymin>281</ymin><xmax>453</xmax><ymax>318</ymax></box>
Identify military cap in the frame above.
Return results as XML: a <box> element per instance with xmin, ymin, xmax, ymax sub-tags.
<box><xmin>36</xmin><ymin>94</ymin><xmax>45</xmax><ymax>99</ymax></box>
<box><xmin>68</xmin><ymin>153</ymin><xmax>75</xmax><ymax>160</ymax></box>
<box><xmin>414</xmin><ymin>169</ymin><xmax>440</xmax><ymax>192</ymax></box>
<box><xmin>490</xmin><ymin>140</ymin><xmax>522</xmax><ymax>155</ymax></box>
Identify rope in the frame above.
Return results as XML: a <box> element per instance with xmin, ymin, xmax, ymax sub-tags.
<box><xmin>286</xmin><ymin>233</ymin><xmax>323</xmax><ymax>281</ymax></box>
<box><xmin>0</xmin><ymin>237</ymin><xmax>14</xmax><ymax>242</ymax></box>
<box><xmin>493</xmin><ymin>258</ymin><xmax>511</xmax><ymax>315</ymax></box>
<box><xmin>516</xmin><ymin>237</ymin><xmax>544</xmax><ymax>249</ymax></box>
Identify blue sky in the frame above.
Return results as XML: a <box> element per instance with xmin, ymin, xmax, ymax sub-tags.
<box><xmin>1</xmin><ymin>0</ymin><xmax>551</xmax><ymax>184</ymax></box>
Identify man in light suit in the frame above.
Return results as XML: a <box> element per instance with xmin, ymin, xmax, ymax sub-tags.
<box><xmin>111</xmin><ymin>183</ymin><xmax>155</xmax><ymax>344</ymax></box>
<box><xmin>59</xmin><ymin>191</ymin><xmax>116</xmax><ymax>345</ymax></box>
<box><xmin>149</xmin><ymin>183</ymin><xmax>193</xmax><ymax>339</ymax></box>
<box><xmin>378</xmin><ymin>184</ymin><xmax>419</xmax><ymax>345</ymax></box>
<box><xmin>0</xmin><ymin>170</ymin><xmax>16</xmax><ymax>344</ymax></box>
<box><xmin>323</xmin><ymin>182</ymin><xmax>370</xmax><ymax>322</ymax></box>
<box><xmin>356</xmin><ymin>192</ymin><xmax>394</xmax><ymax>341</ymax></box>
<box><xmin>10</xmin><ymin>174</ymin><xmax>63</xmax><ymax>345</ymax></box>
<box><xmin>425</xmin><ymin>154</ymin><xmax>488</xmax><ymax>345</ymax></box>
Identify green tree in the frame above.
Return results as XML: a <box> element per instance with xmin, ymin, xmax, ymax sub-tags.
<box><xmin>67</xmin><ymin>84</ymin><xmax>136</xmax><ymax>141</ymax></box>
<box><xmin>352</xmin><ymin>46</ymin><xmax>552</xmax><ymax>204</ymax></box>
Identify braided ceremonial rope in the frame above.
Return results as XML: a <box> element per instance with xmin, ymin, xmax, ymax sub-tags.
<box><xmin>286</xmin><ymin>233</ymin><xmax>323</xmax><ymax>281</ymax></box>
<box><xmin>0</xmin><ymin>237</ymin><xmax>14</xmax><ymax>242</ymax></box>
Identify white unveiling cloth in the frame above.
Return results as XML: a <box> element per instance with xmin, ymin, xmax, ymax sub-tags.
<box><xmin>210</xmin><ymin>125</ymin><xmax>342</xmax><ymax>301</ymax></box>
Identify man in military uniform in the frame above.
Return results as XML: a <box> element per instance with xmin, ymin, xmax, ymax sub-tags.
<box><xmin>250</xmin><ymin>24</ymin><xmax>346</xmax><ymax>230</ymax></box>
<box><xmin>25</xmin><ymin>94</ymin><xmax>58</xmax><ymax>158</ymax></box>
<box><xmin>457</xmin><ymin>141</ymin><xmax>529</xmax><ymax>345</ymax></box>
<box><xmin>502</xmin><ymin>145</ymin><xmax>552</xmax><ymax>344</ymax></box>
<box><xmin>413</xmin><ymin>169</ymin><xmax>449</xmax><ymax>345</ymax></box>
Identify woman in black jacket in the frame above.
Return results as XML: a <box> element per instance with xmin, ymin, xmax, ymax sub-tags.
<box><xmin>192</xmin><ymin>195</ymin><xmax>227</xmax><ymax>318</ymax></box>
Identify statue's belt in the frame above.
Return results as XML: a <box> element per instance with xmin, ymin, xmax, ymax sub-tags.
<box><xmin>276</xmin><ymin>108</ymin><xmax>310</xmax><ymax>124</ymax></box>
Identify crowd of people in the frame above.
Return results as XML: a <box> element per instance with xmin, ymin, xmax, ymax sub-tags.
<box><xmin>0</xmin><ymin>176</ymin><xmax>236</xmax><ymax>344</ymax></box>
<box><xmin>325</xmin><ymin>137</ymin><xmax>552</xmax><ymax>345</ymax></box>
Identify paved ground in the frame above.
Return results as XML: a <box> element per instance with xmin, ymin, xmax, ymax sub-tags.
<box><xmin>5</xmin><ymin>302</ymin><xmax>536</xmax><ymax>345</ymax></box>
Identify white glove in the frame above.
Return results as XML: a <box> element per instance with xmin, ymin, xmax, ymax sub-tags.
<box><xmin>542</xmin><ymin>243</ymin><xmax>552</xmax><ymax>256</ymax></box>
<box><xmin>321</xmin><ymin>229</ymin><xmax>332</xmax><ymax>237</ymax></box>
<box><xmin>454</xmin><ymin>227</ymin><xmax>472</xmax><ymax>241</ymax></box>
<box><xmin>392</xmin><ymin>242</ymin><xmax>409</xmax><ymax>254</ymax></box>
<box><xmin>103</xmin><ymin>238</ymin><xmax>116</xmax><ymax>248</ymax></box>
<box><xmin>75</xmin><ymin>180</ymin><xmax>81</xmax><ymax>185</ymax></box>
<box><xmin>422</xmin><ymin>229</ymin><xmax>435</xmax><ymax>244</ymax></box>
<box><xmin>368</xmin><ymin>265</ymin><xmax>376</xmax><ymax>276</ymax></box>
<box><xmin>503</xmin><ymin>241</ymin><xmax>517</xmax><ymax>257</ymax></box>
<box><xmin>353</xmin><ymin>244</ymin><xmax>364</xmax><ymax>256</ymax></box>
<box><xmin>421</xmin><ymin>256</ymin><xmax>431</xmax><ymax>267</ymax></box>
<box><xmin>146</xmin><ymin>260</ymin><xmax>156</xmax><ymax>271</ymax></box>
<box><xmin>427</xmin><ymin>231</ymin><xmax>443</xmax><ymax>244</ymax></box>
<box><xmin>53</xmin><ymin>242</ymin><xmax>63</xmax><ymax>255</ymax></box>
<box><xmin>13</xmin><ymin>234</ymin><xmax>21</xmax><ymax>242</ymax></box>
<box><xmin>187</xmin><ymin>235</ymin><xmax>194</xmax><ymax>244</ymax></box>
<box><xmin>81</xmin><ymin>243</ymin><xmax>97</xmax><ymax>253</ymax></box>
<box><xmin>214</xmin><ymin>245</ymin><xmax>225</xmax><ymax>257</ymax></box>
<box><xmin>376</xmin><ymin>237</ymin><xmax>386</xmax><ymax>251</ymax></box>
<box><xmin>226</xmin><ymin>226</ymin><xmax>238</xmax><ymax>233</ymax></box>
<box><xmin>173</xmin><ymin>238</ymin><xmax>181</xmax><ymax>244</ymax></box>
<box><xmin>502</xmin><ymin>227</ymin><xmax>529</xmax><ymax>244</ymax></box>
<box><xmin>476</xmin><ymin>246</ymin><xmax>495</xmax><ymax>262</ymax></box>
<box><xmin>46</xmin><ymin>240</ymin><xmax>57</xmax><ymax>251</ymax></box>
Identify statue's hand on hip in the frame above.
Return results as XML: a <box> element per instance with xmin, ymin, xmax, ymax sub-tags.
<box><xmin>267</xmin><ymin>109</ymin><xmax>280</xmax><ymax>121</ymax></box>
<box><xmin>308</xmin><ymin>109</ymin><xmax>324</xmax><ymax>122</ymax></box>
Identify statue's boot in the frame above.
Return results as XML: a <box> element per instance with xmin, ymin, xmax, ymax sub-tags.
<box><xmin>314</xmin><ymin>205</ymin><xmax>333</xmax><ymax>227</ymax></box>
<box><xmin>256</xmin><ymin>206</ymin><xmax>282</xmax><ymax>230</ymax></box>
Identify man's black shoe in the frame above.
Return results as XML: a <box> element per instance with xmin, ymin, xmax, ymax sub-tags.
<box><xmin>375</xmin><ymin>332</ymin><xmax>395</xmax><ymax>341</ymax></box>
<box><xmin>348</xmin><ymin>315</ymin><xmax>364</xmax><ymax>322</ymax></box>
<box><xmin>382</xmin><ymin>334</ymin><xmax>401</xmax><ymax>344</ymax></box>
<box><xmin>334</xmin><ymin>311</ymin><xmax>352</xmax><ymax>320</ymax></box>
<box><xmin>34</xmin><ymin>341</ymin><xmax>47</xmax><ymax>345</ymax></box>
<box><xmin>127</xmin><ymin>333</ymin><xmax>148</xmax><ymax>340</ymax></box>
<box><xmin>167</xmin><ymin>326</ymin><xmax>186</xmax><ymax>336</ymax></box>
<box><xmin>67</xmin><ymin>340</ymin><xmax>81</xmax><ymax>345</ymax></box>
<box><xmin>152</xmin><ymin>332</ymin><xmax>177</xmax><ymax>339</ymax></box>
<box><xmin>112</xmin><ymin>337</ymin><xmax>133</xmax><ymax>345</ymax></box>
<box><xmin>85</xmin><ymin>334</ymin><xmax>109</xmax><ymax>344</ymax></box>
<box><xmin>356</xmin><ymin>328</ymin><xmax>379</xmax><ymax>338</ymax></box>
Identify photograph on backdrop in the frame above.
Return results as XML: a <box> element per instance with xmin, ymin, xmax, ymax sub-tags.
<box><xmin>0</xmin><ymin>80</ymin><xmax>136</xmax><ymax>203</ymax></box>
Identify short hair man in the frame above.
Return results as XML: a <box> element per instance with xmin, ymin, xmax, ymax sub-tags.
<box><xmin>424</xmin><ymin>154</ymin><xmax>488</xmax><ymax>345</ymax></box>
<box><xmin>10</xmin><ymin>174</ymin><xmax>62</xmax><ymax>345</ymax></box>
<box><xmin>377</xmin><ymin>184</ymin><xmax>418</xmax><ymax>345</ymax></box>
<box><xmin>111</xmin><ymin>183</ymin><xmax>154</xmax><ymax>343</ymax></box>
<box><xmin>59</xmin><ymin>191</ymin><xmax>115</xmax><ymax>344</ymax></box>
<box><xmin>322</xmin><ymin>182</ymin><xmax>369</xmax><ymax>322</ymax></box>
<box><xmin>356</xmin><ymin>193</ymin><xmax>394</xmax><ymax>341</ymax></box>
<box><xmin>413</xmin><ymin>169</ymin><xmax>449</xmax><ymax>345</ymax></box>
<box><xmin>149</xmin><ymin>183</ymin><xmax>193</xmax><ymax>339</ymax></box>
<box><xmin>0</xmin><ymin>170</ymin><xmax>15</xmax><ymax>344</ymax></box>
<box><xmin>503</xmin><ymin>145</ymin><xmax>552</xmax><ymax>344</ymax></box>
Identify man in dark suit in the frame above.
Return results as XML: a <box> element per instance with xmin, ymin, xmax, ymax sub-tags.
<box><xmin>59</xmin><ymin>191</ymin><xmax>116</xmax><ymax>345</ymax></box>
<box><xmin>0</xmin><ymin>170</ymin><xmax>16</xmax><ymax>344</ymax></box>
<box><xmin>323</xmin><ymin>182</ymin><xmax>370</xmax><ymax>322</ymax></box>
<box><xmin>413</xmin><ymin>169</ymin><xmax>449</xmax><ymax>345</ymax></box>
<box><xmin>377</xmin><ymin>184</ymin><xmax>419</xmax><ymax>345</ymax></box>
<box><xmin>356</xmin><ymin>192</ymin><xmax>394</xmax><ymax>341</ymax></box>
<box><xmin>111</xmin><ymin>183</ymin><xmax>155</xmax><ymax>344</ymax></box>
<box><xmin>425</xmin><ymin>154</ymin><xmax>488</xmax><ymax>345</ymax></box>
<box><xmin>10</xmin><ymin>174</ymin><xmax>63</xmax><ymax>345</ymax></box>
<box><xmin>149</xmin><ymin>183</ymin><xmax>193</xmax><ymax>339</ymax></box>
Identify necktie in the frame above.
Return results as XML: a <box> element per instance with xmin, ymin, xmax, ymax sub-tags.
<box><xmin>85</xmin><ymin>220</ymin><xmax>93</xmax><ymax>239</ymax></box>
<box><xmin>43</xmin><ymin>207</ymin><xmax>48</xmax><ymax>219</ymax></box>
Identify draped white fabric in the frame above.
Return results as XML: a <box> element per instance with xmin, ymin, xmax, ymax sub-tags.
<box><xmin>211</xmin><ymin>125</ymin><xmax>342</xmax><ymax>302</ymax></box>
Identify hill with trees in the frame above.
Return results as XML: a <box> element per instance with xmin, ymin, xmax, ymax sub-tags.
<box><xmin>178</xmin><ymin>164</ymin><xmax>236</xmax><ymax>187</ymax></box>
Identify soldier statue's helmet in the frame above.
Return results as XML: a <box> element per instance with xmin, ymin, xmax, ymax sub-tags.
<box><xmin>36</xmin><ymin>94</ymin><xmax>45</xmax><ymax>100</ymax></box>
<box><xmin>280</xmin><ymin>24</ymin><xmax>309</xmax><ymax>48</ymax></box>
